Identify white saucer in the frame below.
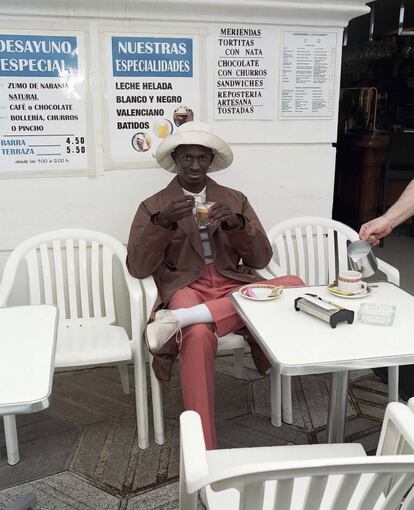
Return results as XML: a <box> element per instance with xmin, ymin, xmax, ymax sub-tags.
<box><xmin>327</xmin><ymin>284</ymin><xmax>372</xmax><ymax>299</ymax></box>
<box><xmin>239</xmin><ymin>284</ymin><xmax>283</xmax><ymax>301</ymax></box>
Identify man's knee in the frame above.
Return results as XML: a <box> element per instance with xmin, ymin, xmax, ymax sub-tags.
<box><xmin>169</xmin><ymin>287</ymin><xmax>201</xmax><ymax>309</ymax></box>
<box><xmin>182</xmin><ymin>323</ymin><xmax>217</xmax><ymax>353</ymax></box>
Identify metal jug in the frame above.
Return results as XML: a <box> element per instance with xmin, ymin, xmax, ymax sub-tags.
<box><xmin>347</xmin><ymin>240</ymin><xmax>378</xmax><ymax>278</ymax></box>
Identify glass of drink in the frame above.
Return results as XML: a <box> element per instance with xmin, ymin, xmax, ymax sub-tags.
<box><xmin>196</xmin><ymin>201</ymin><xmax>215</xmax><ymax>227</ymax></box>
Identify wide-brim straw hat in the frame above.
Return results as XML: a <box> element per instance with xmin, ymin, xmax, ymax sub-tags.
<box><xmin>155</xmin><ymin>121</ymin><xmax>233</xmax><ymax>173</ymax></box>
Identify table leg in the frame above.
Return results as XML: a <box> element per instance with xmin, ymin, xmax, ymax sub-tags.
<box><xmin>4</xmin><ymin>415</ymin><xmax>19</xmax><ymax>465</ymax></box>
<box><xmin>327</xmin><ymin>371</ymin><xmax>349</xmax><ymax>443</ymax></box>
<box><xmin>270</xmin><ymin>366</ymin><xmax>282</xmax><ymax>427</ymax></box>
<box><xmin>282</xmin><ymin>375</ymin><xmax>293</xmax><ymax>424</ymax></box>
<box><xmin>388</xmin><ymin>366</ymin><xmax>399</xmax><ymax>402</ymax></box>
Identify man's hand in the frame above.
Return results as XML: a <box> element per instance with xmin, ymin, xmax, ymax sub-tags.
<box><xmin>359</xmin><ymin>215</ymin><xmax>393</xmax><ymax>246</ymax></box>
<box><xmin>209</xmin><ymin>203</ymin><xmax>241</xmax><ymax>228</ymax></box>
<box><xmin>157</xmin><ymin>196</ymin><xmax>195</xmax><ymax>228</ymax></box>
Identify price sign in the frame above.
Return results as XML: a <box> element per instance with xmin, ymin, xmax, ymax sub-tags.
<box><xmin>0</xmin><ymin>31</ymin><xmax>89</xmax><ymax>175</ymax></box>
<box><xmin>65</xmin><ymin>136</ymin><xmax>86</xmax><ymax>155</ymax></box>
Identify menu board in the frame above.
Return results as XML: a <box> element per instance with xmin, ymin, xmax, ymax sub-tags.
<box><xmin>105</xmin><ymin>34</ymin><xmax>200</xmax><ymax>165</ymax></box>
<box><xmin>280</xmin><ymin>31</ymin><xmax>337</xmax><ymax>118</ymax></box>
<box><xmin>0</xmin><ymin>32</ymin><xmax>89</xmax><ymax>175</ymax></box>
<box><xmin>214</xmin><ymin>25</ymin><xmax>277</xmax><ymax>120</ymax></box>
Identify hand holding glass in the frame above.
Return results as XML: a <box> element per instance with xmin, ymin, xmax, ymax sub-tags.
<box><xmin>196</xmin><ymin>202</ymin><xmax>215</xmax><ymax>227</ymax></box>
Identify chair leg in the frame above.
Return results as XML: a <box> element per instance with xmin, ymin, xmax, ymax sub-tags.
<box><xmin>133</xmin><ymin>342</ymin><xmax>149</xmax><ymax>449</ymax></box>
<box><xmin>118</xmin><ymin>362</ymin><xmax>130</xmax><ymax>394</ymax></box>
<box><xmin>4</xmin><ymin>415</ymin><xmax>19</xmax><ymax>465</ymax></box>
<box><xmin>270</xmin><ymin>366</ymin><xmax>282</xmax><ymax>427</ymax></box>
<box><xmin>282</xmin><ymin>375</ymin><xmax>293</xmax><ymax>424</ymax></box>
<box><xmin>233</xmin><ymin>348</ymin><xmax>245</xmax><ymax>380</ymax></box>
<box><xmin>149</xmin><ymin>353</ymin><xmax>165</xmax><ymax>445</ymax></box>
<box><xmin>179</xmin><ymin>445</ymin><xmax>198</xmax><ymax>510</ymax></box>
<box><xmin>388</xmin><ymin>366</ymin><xmax>399</xmax><ymax>402</ymax></box>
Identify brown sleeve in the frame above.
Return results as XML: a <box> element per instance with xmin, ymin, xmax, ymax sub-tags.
<box><xmin>224</xmin><ymin>195</ymin><xmax>272</xmax><ymax>269</ymax></box>
<box><xmin>126</xmin><ymin>201</ymin><xmax>175</xmax><ymax>278</ymax></box>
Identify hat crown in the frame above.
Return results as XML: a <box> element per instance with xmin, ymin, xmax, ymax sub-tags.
<box><xmin>155</xmin><ymin>120</ymin><xmax>233</xmax><ymax>173</ymax></box>
<box><xmin>176</xmin><ymin>120</ymin><xmax>210</xmax><ymax>135</ymax></box>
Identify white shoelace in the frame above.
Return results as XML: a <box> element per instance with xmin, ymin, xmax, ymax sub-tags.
<box><xmin>175</xmin><ymin>326</ymin><xmax>182</xmax><ymax>351</ymax></box>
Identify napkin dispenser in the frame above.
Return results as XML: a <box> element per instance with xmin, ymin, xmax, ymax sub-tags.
<box><xmin>294</xmin><ymin>295</ymin><xmax>354</xmax><ymax>329</ymax></box>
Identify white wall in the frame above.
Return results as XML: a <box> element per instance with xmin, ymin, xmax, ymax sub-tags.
<box><xmin>0</xmin><ymin>0</ymin><xmax>370</xmax><ymax>280</ymax></box>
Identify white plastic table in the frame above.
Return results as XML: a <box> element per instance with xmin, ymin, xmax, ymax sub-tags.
<box><xmin>0</xmin><ymin>305</ymin><xmax>58</xmax><ymax>465</ymax></box>
<box><xmin>232</xmin><ymin>282</ymin><xmax>414</xmax><ymax>443</ymax></box>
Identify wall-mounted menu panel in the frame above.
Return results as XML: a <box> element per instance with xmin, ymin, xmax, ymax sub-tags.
<box><xmin>104</xmin><ymin>33</ymin><xmax>200</xmax><ymax>166</ymax></box>
<box><xmin>213</xmin><ymin>24</ymin><xmax>277</xmax><ymax>120</ymax></box>
<box><xmin>280</xmin><ymin>31</ymin><xmax>337</xmax><ymax>119</ymax></box>
<box><xmin>0</xmin><ymin>31</ymin><xmax>89</xmax><ymax>176</ymax></box>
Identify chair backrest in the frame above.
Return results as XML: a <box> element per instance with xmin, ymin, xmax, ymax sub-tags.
<box><xmin>266</xmin><ymin>216</ymin><xmax>359</xmax><ymax>285</ymax></box>
<box><xmin>180</xmin><ymin>402</ymin><xmax>414</xmax><ymax>510</ymax></box>
<box><xmin>0</xmin><ymin>229</ymin><xmax>128</xmax><ymax>326</ymax></box>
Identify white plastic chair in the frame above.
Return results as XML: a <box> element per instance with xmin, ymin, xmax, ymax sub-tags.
<box><xmin>140</xmin><ymin>275</ymin><xmax>249</xmax><ymax>446</ymax></box>
<box><xmin>255</xmin><ymin>216</ymin><xmax>400</xmax><ymax>426</ymax></box>
<box><xmin>179</xmin><ymin>401</ymin><xmax>414</xmax><ymax>510</ymax></box>
<box><xmin>0</xmin><ymin>229</ymin><xmax>153</xmax><ymax>449</ymax></box>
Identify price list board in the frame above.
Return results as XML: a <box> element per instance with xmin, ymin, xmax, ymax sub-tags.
<box><xmin>0</xmin><ymin>32</ymin><xmax>89</xmax><ymax>175</ymax></box>
<box><xmin>213</xmin><ymin>24</ymin><xmax>277</xmax><ymax>120</ymax></box>
<box><xmin>104</xmin><ymin>34</ymin><xmax>200</xmax><ymax>165</ymax></box>
<box><xmin>280</xmin><ymin>31</ymin><xmax>337</xmax><ymax>119</ymax></box>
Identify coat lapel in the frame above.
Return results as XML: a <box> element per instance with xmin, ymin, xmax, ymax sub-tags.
<box><xmin>206</xmin><ymin>178</ymin><xmax>224</xmax><ymax>236</ymax></box>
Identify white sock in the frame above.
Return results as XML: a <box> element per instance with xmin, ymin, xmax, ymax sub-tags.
<box><xmin>169</xmin><ymin>304</ymin><xmax>213</xmax><ymax>328</ymax></box>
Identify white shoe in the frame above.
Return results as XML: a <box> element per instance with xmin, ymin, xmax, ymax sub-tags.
<box><xmin>145</xmin><ymin>310</ymin><xmax>181</xmax><ymax>354</ymax></box>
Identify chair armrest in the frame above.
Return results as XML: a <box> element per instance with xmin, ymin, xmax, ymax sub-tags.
<box><xmin>377</xmin><ymin>402</ymin><xmax>414</xmax><ymax>455</ymax></box>
<box><xmin>140</xmin><ymin>275</ymin><xmax>158</xmax><ymax>322</ymax></box>
<box><xmin>122</xmin><ymin>272</ymin><xmax>146</xmax><ymax>340</ymax></box>
<box><xmin>255</xmin><ymin>260</ymin><xmax>285</xmax><ymax>279</ymax></box>
<box><xmin>254</xmin><ymin>267</ymin><xmax>276</xmax><ymax>279</ymax></box>
<box><xmin>180</xmin><ymin>411</ymin><xmax>209</xmax><ymax>494</ymax></box>
<box><xmin>0</xmin><ymin>253</ymin><xmax>20</xmax><ymax>307</ymax></box>
<box><xmin>377</xmin><ymin>258</ymin><xmax>400</xmax><ymax>286</ymax></box>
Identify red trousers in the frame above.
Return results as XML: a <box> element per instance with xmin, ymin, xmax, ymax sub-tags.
<box><xmin>168</xmin><ymin>265</ymin><xmax>303</xmax><ymax>449</ymax></box>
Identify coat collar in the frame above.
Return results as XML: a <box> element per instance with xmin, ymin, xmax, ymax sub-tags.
<box><xmin>165</xmin><ymin>175</ymin><xmax>220</xmax><ymax>198</ymax></box>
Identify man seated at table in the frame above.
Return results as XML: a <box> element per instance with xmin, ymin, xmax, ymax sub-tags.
<box><xmin>126</xmin><ymin>121</ymin><xmax>303</xmax><ymax>449</ymax></box>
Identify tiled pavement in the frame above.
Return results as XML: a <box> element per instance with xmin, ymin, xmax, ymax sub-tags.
<box><xmin>0</xmin><ymin>356</ymin><xmax>390</xmax><ymax>509</ymax></box>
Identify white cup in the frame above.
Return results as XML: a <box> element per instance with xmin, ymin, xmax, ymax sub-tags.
<box><xmin>337</xmin><ymin>270</ymin><xmax>367</xmax><ymax>294</ymax></box>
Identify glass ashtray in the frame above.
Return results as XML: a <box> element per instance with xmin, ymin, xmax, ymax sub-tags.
<box><xmin>357</xmin><ymin>303</ymin><xmax>396</xmax><ymax>327</ymax></box>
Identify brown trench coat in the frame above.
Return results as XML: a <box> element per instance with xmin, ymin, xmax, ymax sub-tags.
<box><xmin>126</xmin><ymin>175</ymin><xmax>273</xmax><ymax>380</ymax></box>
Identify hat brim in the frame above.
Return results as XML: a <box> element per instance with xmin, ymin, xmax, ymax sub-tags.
<box><xmin>156</xmin><ymin>129</ymin><xmax>233</xmax><ymax>173</ymax></box>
